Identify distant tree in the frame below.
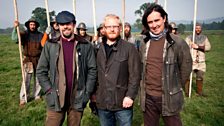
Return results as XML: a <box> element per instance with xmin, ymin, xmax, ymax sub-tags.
<box><xmin>134</xmin><ymin>2</ymin><xmax>151</xmax><ymax>30</ymax></box>
<box><xmin>177</xmin><ymin>23</ymin><xmax>186</xmax><ymax>34</ymax></box>
<box><xmin>31</xmin><ymin>7</ymin><xmax>56</xmax><ymax>32</ymax></box>
<box><xmin>221</xmin><ymin>20</ymin><xmax>224</xmax><ymax>30</ymax></box>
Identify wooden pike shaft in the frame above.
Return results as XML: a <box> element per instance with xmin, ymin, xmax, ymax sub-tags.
<box><xmin>73</xmin><ymin>0</ymin><xmax>76</xmax><ymax>16</ymax></box>
<box><xmin>122</xmin><ymin>0</ymin><xmax>125</xmax><ymax>39</ymax></box>
<box><xmin>189</xmin><ymin>0</ymin><xmax>198</xmax><ymax>98</ymax></box>
<box><xmin>45</xmin><ymin>0</ymin><xmax>50</xmax><ymax>27</ymax></box>
<box><xmin>13</xmin><ymin>0</ymin><xmax>27</xmax><ymax>103</ymax></box>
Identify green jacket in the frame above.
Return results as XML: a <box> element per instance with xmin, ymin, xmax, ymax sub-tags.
<box><xmin>140</xmin><ymin>33</ymin><xmax>192</xmax><ymax>116</ymax></box>
<box><xmin>36</xmin><ymin>34</ymin><xmax>97</xmax><ymax>112</ymax></box>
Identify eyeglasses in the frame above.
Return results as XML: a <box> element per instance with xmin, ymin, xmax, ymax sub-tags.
<box><xmin>104</xmin><ymin>25</ymin><xmax>120</xmax><ymax>30</ymax></box>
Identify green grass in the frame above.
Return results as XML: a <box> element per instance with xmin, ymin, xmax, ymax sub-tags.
<box><xmin>0</xmin><ymin>31</ymin><xmax>224</xmax><ymax>126</ymax></box>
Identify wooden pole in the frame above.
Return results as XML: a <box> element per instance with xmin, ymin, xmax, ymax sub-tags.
<box><xmin>73</xmin><ymin>0</ymin><xmax>76</xmax><ymax>16</ymax></box>
<box><xmin>92</xmin><ymin>0</ymin><xmax>97</xmax><ymax>42</ymax></box>
<box><xmin>73</xmin><ymin>0</ymin><xmax>77</xmax><ymax>34</ymax></box>
<box><xmin>122</xmin><ymin>0</ymin><xmax>125</xmax><ymax>39</ymax></box>
<box><xmin>155</xmin><ymin>0</ymin><xmax>158</xmax><ymax>4</ymax></box>
<box><xmin>189</xmin><ymin>0</ymin><xmax>198</xmax><ymax>98</ymax></box>
<box><xmin>164</xmin><ymin>0</ymin><xmax>167</xmax><ymax>11</ymax></box>
<box><xmin>13</xmin><ymin>0</ymin><xmax>27</xmax><ymax>103</ymax></box>
<box><xmin>45</xmin><ymin>0</ymin><xmax>50</xmax><ymax>27</ymax></box>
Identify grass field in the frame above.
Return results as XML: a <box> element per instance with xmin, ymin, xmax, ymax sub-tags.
<box><xmin>0</xmin><ymin>31</ymin><xmax>224</xmax><ymax>126</ymax></box>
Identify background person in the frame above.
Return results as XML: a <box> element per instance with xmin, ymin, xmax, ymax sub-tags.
<box><xmin>124</xmin><ymin>22</ymin><xmax>141</xmax><ymax>51</ymax></box>
<box><xmin>76</xmin><ymin>22</ymin><xmax>93</xmax><ymax>42</ymax></box>
<box><xmin>185</xmin><ymin>23</ymin><xmax>211</xmax><ymax>97</ymax></box>
<box><xmin>12</xmin><ymin>18</ymin><xmax>43</xmax><ymax>106</ymax></box>
<box><xmin>168</xmin><ymin>22</ymin><xmax>178</xmax><ymax>35</ymax></box>
<box><xmin>41</xmin><ymin>17</ymin><xmax>60</xmax><ymax>47</ymax></box>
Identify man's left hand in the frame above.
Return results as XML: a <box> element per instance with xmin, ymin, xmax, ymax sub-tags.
<box><xmin>122</xmin><ymin>96</ymin><xmax>133</xmax><ymax>108</ymax></box>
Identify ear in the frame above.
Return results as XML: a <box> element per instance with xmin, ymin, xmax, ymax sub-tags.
<box><xmin>163</xmin><ymin>16</ymin><xmax>166</xmax><ymax>23</ymax></box>
<box><xmin>120</xmin><ymin>26</ymin><xmax>123</xmax><ymax>32</ymax></box>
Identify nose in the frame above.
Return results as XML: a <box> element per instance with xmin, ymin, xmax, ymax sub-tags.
<box><xmin>151</xmin><ymin>22</ymin><xmax>157</xmax><ymax>28</ymax></box>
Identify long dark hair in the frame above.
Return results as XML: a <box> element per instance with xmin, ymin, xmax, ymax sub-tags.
<box><xmin>142</xmin><ymin>3</ymin><xmax>169</xmax><ymax>30</ymax></box>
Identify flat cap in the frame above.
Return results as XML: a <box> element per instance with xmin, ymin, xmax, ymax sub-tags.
<box><xmin>56</xmin><ymin>11</ymin><xmax>76</xmax><ymax>24</ymax></box>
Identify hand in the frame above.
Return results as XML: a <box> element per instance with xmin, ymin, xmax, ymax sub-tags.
<box><xmin>89</xmin><ymin>101</ymin><xmax>98</xmax><ymax>115</ymax></box>
<box><xmin>191</xmin><ymin>43</ymin><xmax>199</xmax><ymax>49</ymax></box>
<box><xmin>14</xmin><ymin>20</ymin><xmax>19</xmax><ymax>28</ymax></box>
<box><xmin>122</xmin><ymin>96</ymin><xmax>133</xmax><ymax>108</ymax></box>
<box><xmin>45</xmin><ymin>26</ymin><xmax>52</xmax><ymax>34</ymax></box>
<box><xmin>92</xmin><ymin>36</ymin><xmax>98</xmax><ymax>42</ymax></box>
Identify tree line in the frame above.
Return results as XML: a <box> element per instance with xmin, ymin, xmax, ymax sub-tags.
<box><xmin>0</xmin><ymin>5</ymin><xmax>223</xmax><ymax>34</ymax></box>
<box><xmin>177</xmin><ymin>21</ymin><xmax>224</xmax><ymax>34</ymax></box>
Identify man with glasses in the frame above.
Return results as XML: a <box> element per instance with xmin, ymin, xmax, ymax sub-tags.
<box><xmin>94</xmin><ymin>14</ymin><xmax>141</xmax><ymax>126</ymax></box>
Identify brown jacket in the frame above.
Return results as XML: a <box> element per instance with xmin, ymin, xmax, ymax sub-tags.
<box><xmin>21</xmin><ymin>31</ymin><xmax>43</xmax><ymax>69</ymax></box>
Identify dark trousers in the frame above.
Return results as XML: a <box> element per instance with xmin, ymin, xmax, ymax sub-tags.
<box><xmin>144</xmin><ymin>94</ymin><xmax>182</xmax><ymax>126</ymax></box>
<box><xmin>45</xmin><ymin>107</ymin><xmax>83</xmax><ymax>126</ymax></box>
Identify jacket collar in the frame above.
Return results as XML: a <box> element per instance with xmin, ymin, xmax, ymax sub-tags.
<box><xmin>166</xmin><ymin>32</ymin><xmax>175</xmax><ymax>48</ymax></box>
<box><xmin>102</xmin><ymin>36</ymin><xmax>121</xmax><ymax>51</ymax></box>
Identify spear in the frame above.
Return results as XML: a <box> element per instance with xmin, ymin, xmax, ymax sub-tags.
<box><xmin>44</xmin><ymin>0</ymin><xmax>51</xmax><ymax>38</ymax></box>
<box><xmin>73</xmin><ymin>0</ymin><xmax>77</xmax><ymax>34</ymax></box>
<box><xmin>164</xmin><ymin>0</ymin><xmax>167</xmax><ymax>11</ymax></box>
<box><xmin>13</xmin><ymin>0</ymin><xmax>27</xmax><ymax>103</ymax></box>
<box><xmin>189</xmin><ymin>0</ymin><xmax>198</xmax><ymax>98</ymax></box>
<box><xmin>73</xmin><ymin>0</ymin><xmax>76</xmax><ymax>16</ymax></box>
<box><xmin>92</xmin><ymin>0</ymin><xmax>97</xmax><ymax>43</ymax></box>
<box><xmin>122</xmin><ymin>0</ymin><xmax>125</xmax><ymax>39</ymax></box>
<box><xmin>44</xmin><ymin>0</ymin><xmax>50</xmax><ymax>27</ymax></box>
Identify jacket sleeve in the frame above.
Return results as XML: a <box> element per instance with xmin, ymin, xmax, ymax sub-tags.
<box><xmin>41</xmin><ymin>33</ymin><xmax>48</xmax><ymax>47</ymax></box>
<box><xmin>11</xmin><ymin>28</ymin><xmax>18</xmax><ymax>42</ymax></box>
<box><xmin>36</xmin><ymin>43</ymin><xmax>52</xmax><ymax>93</ymax></box>
<box><xmin>85</xmin><ymin>44</ymin><xmax>97</xmax><ymax>95</ymax></box>
<box><xmin>126</xmin><ymin>44</ymin><xmax>141</xmax><ymax>100</ymax></box>
<box><xmin>179</xmin><ymin>39</ymin><xmax>193</xmax><ymax>87</ymax></box>
<box><xmin>205</xmin><ymin>37</ymin><xmax>211</xmax><ymax>52</ymax></box>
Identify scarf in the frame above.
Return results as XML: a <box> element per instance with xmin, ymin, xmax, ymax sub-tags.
<box><xmin>149</xmin><ymin>29</ymin><xmax>168</xmax><ymax>41</ymax></box>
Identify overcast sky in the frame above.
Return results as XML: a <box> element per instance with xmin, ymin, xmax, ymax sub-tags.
<box><xmin>0</xmin><ymin>0</ymin><xmax>224</xmax><ymax>29</ymax></box>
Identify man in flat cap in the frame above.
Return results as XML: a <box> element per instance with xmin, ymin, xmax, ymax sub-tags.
<box><xmin>12</xmin><ymin>18</ymin><xmax>43</xmax><ymax>106</ymax></box>
<box><xmin>36</xmin><ymin>11</ymin><xmax>97</xmax><ymax>126</ymax></box>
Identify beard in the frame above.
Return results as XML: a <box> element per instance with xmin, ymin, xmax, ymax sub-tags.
<box><xmin>106</xmin><ymin>33</ymin><xmax>120</xmax><ymax>42</ymax></box>
<box><xmin>124</xmin><ymin>31</ymin><xmax>130</xmax><ymax>38</ymax></box>
<box><xmin>61</xmin><ymin>28</ymin><xmax>73</xmax><ymax>39</ymax></box>
<box><xmin>63</xmin><ymin>33</ymin><xmax>72</xmax><ymax>39</ymax></box>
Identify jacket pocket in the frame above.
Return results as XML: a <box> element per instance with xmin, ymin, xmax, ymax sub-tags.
<box><xmin>115</xmin><ymin>57</ymin><xmax>128</xmax><ymax>82</ymax></box>
<box><xmin>45</xmin><ymin>91</ymin><xmax>55</xmax><ymax>108</ymax></box>
<box><xmin>168</xmin><ymin>88</ymin><xmax>184</xmax><ymax>113</ymax></box>
<box><xmin>75</xmin><ymin>90</ymin><xmax>90</xmax><ymax>108</ymax></box>
<box><xmin>115</xmin><ymin>57</ymin><xmax>128</xmax><ymax>67</ymax></box>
